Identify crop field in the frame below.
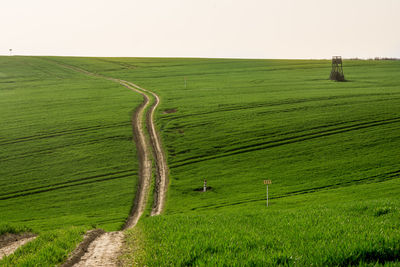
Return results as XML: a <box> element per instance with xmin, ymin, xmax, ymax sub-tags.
<box><xmin>0</xmin><ymin>56</ymin><xmax>141</xmax><ymax>265</ymax></box>
<box><xmin>1</xmin><ymin>56</ymin><xmax>399</xmax><ymax>266</ymax></box>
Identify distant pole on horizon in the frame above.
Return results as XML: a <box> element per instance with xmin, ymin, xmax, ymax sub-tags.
<box><xmin>9</xmin><ymin>49</ymin><xmax>12</xmax><ymax>56</ymax></box>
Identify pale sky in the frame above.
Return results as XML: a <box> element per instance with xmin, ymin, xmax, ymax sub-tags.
<box><xmin>1</xmin><ymin>0</ymin><xmax>399</xmax><ymax>59</ymax></box>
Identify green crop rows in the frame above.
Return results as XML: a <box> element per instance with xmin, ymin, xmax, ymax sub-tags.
<box><xmin>1</xmin><ymin>56</ymin><xmax>399</xmax><ymax>266</ymax></box>
<box><xmin>0</xmin><ymin>56</ymin><xmax>141</xmax><ymax>266</ymax></box>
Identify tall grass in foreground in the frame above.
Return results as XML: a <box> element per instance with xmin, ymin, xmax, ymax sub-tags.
<box><xmin>124</xmin><ymin>183</ymin><xmax>400</xmax><ymax>266</ymax></box>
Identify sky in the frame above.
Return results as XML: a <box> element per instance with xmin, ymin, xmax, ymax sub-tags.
<box><xmin>1</xmin><ymin>0</ymin><xmax>399</xmax><ymax>59</ymax></box>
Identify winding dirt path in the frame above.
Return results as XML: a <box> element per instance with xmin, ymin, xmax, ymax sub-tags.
<box><xmin>51</xmin><ymin>62</ymin><xmax>168</xmax><ymax>266</ymax></box>
<box><xmin>119</xmin><ymin>80</ymin><xmax>153</xmax><ymax>229</ymax></box>
<box><xmin>123</xmin><ymin>81</ymin><xmax>169</xmax><ymax>216</ymax></box>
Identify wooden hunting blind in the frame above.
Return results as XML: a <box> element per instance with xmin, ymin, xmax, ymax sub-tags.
<box><xmin>330</xmin><ymin>56</ymin><xmax>345</xmax><ymax>81</ymax></box>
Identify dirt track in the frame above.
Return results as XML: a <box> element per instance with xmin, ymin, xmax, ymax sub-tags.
<box><xmin>123</xmin><ymin>81</ymin><xmax>169</xmax><ymax>216</ymax></box>
<box><xmin>51</xmin><ymin>63</ymin><xmax>168</xmax><ymax>266</ymax></box>
<box><xmin>119</xmin><ymin>80</ymin><xmax>153</xmax><ymax>229</ymax></box>
<box><xmin>73</xmin><ymin>231</ymin><xmax>124</xmax><ymax>267</ymax></box>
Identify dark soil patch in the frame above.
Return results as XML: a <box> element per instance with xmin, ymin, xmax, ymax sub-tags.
<box><xmin>163</xmin><ymin>108</ymin><xmax>177</xmax><ymax>114</ymax></box>
<box><xmin>0</xmin><ymin>232</ymin><xmax>36</xmax><ymax>249</ymax></box>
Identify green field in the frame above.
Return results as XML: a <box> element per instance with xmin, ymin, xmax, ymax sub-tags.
<box><xmin>0</xmin><ymin>56</ymin><xmax>141</xmax><ymax>265</ymax></box>
<box><xmin>1</xmin><ymin>56</ymin><xmax>399</xmax><ymax>266</ymax></box>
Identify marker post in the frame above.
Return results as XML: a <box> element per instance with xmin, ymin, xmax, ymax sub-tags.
<box><xmin>263</xmin><ymin>180</ymin><xmax>271</xmax><ymax>207</ymax></box>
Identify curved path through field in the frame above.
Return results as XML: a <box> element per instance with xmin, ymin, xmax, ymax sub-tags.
<box><xmin>123</xmin><ymin>81</ymin><xmax>169</xmax><ymax>216</ymax></box>
<box><xmin>52</xmin><ymin>62</ymin><xmax>169</xmax><ymax>266</ymax></box>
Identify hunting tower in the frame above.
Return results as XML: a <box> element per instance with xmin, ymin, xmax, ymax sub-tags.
<box><xmin>330</xmin><ymin>56</ymin><xmax>345</xmax><ymax>81</ymax></box>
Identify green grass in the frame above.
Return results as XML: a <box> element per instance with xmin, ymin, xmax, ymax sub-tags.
<box><xmin>0</xmin><ymin>56</ymin><xmax>141</xmax><ymax>265</ymax></box>
<box><xmin>124</xmin><ymin>180</ymin><xmax>400</xmax><ymax>266</ymax></box>
<box><xmin>1</xmin><ymin>227</ymin><xmax>86</xmax><ymax>267</ymax></box>
<box><xmin>50</xmin><ymin>57</ymin><xmax>400</xmax><ymax>266</ymax></box>
<box><xmin>0</xmin><ymin>224</ymin><xmax>33</xmax><ymax>236</ymax></box>
<box><xmin>1</xmin><ymin>56</ymin><xmax>399</xmax><ymax>265</ymax></box>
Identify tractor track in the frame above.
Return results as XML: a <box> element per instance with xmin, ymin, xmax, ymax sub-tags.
<box><xmin>0</xmin><ymin>122</ymin><xmax>129</xmax><ymax>146</ymax></box>
<box><xmin>0</xmin><ymin>171</ymin><xmax>137</xmax><ymax>201</ymax></box>
<box><xmin>171</xmin><ymin>116</ymin><xmax>400</xmax><ymax>168</ymax></box>
<box><xmin>0</xmin><ymin>169</ymin><xmax>136</xmax><ymax>199</ymax></box>
<box><xmin>123</xmin><ymin>80</ymin><xmax>169</xmax><ymax>216</ymax></box>
<box><xmin>49</xmin><ymin>62</ymin><xmax>168</xmax><ymax>266</ymax></box>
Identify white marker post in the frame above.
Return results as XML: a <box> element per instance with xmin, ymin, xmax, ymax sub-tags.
<box><xmin>203</xmin><ymin>179</ymin><xmax>207</xmax><ymax>192</ymax></box>
<box><xmin>263</xmin><ymin>180</ymin><xmax>271</xmax><ymax>207</ymax></box>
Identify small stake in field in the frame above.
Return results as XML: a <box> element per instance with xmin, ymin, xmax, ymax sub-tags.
<box><xmin>263</xmin><ymin>180</ymin><xmax>271</xmax><ymax>207</ymax></box>
<box><xmin>203</xmin><ymin>179</ymin><xmax>207</xmax><ymax>192</ymax></box>
<box><xmin>184</xmin><ymin>77</ymin><xmax>187</xmax><ymax>89</ymax></box>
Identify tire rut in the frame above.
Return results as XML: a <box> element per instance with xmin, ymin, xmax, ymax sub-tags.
<box><xmin>0</xmin><ymin>169</ymin><xmax>135</xmax><ymax>198</ymax></box>
<box><xmin>0</xmin><ymin>122</ymin><xmax>129</xmax><ymax>146</ymax></box>
<box><xmin>123</xmin><ymin>80</ymin><xmax>169</xmax><ymax>216</ymax></box>
<box><xmin>171</xmin><ymin>116</ymin><xmax>400</xmax><ymax>168</ymax></box>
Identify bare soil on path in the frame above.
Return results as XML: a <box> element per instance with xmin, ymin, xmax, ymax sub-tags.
<box><xmin>73</xmin><ymin>232</ymin><xmax>124</xmax><ymax>267</ymax></box>
<box><xmin>123</xmin><ymin>81</ymin><xmax>169</xmax><ymax>216</ymax></box>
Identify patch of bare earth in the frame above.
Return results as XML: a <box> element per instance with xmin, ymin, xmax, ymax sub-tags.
<box><xmin>72</xmin><ymin>232</ymin><xmax>124</xmax><ymax>267</ymax></box>
<box><xmin>163</xmin><ymin>108</ymin><xmax>177</xmax><ymax>114</ymax></box>
<box><xmin>0</xmin><ymin>233</ymin><xmax>36</xmax><ymax>260</ymax></box>
<box><xmin>61</xmin><ymin>229</ymin><xmax>104</xmax><ymax>267</ymax></box>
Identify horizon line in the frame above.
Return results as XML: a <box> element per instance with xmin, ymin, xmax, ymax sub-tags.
<box><xmin>1</xmin><ymin>54</ymin><xmax>399</xmax><ymax>61</ymax></box>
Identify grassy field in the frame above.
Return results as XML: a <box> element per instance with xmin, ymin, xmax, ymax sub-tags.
<box><xmin>1</xmin><ymin>56</ymin><xmax>399</xmax><ymax>265</ymax></box>
<box><xmin>48</xmin><ymin>57</ymin><xmax>400</xmax><ymax>265</ymax></box>
<box><xmin>0</xmin><ymin>56</ymin><xmax>141</xmax><ymax>265</ymax></box>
